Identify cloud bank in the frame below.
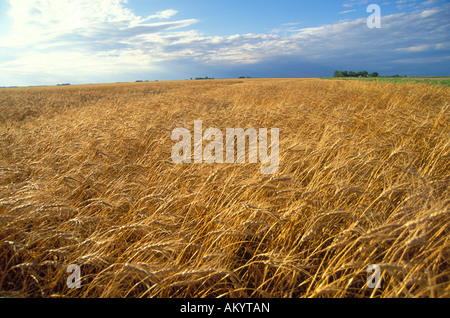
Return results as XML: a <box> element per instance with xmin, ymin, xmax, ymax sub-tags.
<box><xmin>0</xmin><ymin>0</ymin><xmax>449</xmax><ymax>85</ymax></box>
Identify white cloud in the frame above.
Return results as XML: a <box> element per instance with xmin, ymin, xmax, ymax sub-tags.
<box><xmin>282</xmin><ymin>22</ymin><xmax>302</xmax><ymax>26</ymax></box>
<box><xmin>2</xmin><ymin>0</ymin><xmax>196</xmax><ymax>48</ymax></box>
<box><xmin>396</xmin><ymin>44</ymin><xmax>430</xmax><ymax>52</ymax></box>
<box><xmin>151</xmin><ymin>9</ymin><xmax>179</xmax><ymax>20</ymax></box>
<box><xmin>0</xmin><ymin>0</ymin><xmax>200</xmax><ymax>84</ymax></box>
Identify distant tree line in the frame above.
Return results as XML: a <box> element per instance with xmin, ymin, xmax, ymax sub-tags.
<box><xmin>334</xmin><ymin>70</ymin><xmax>379</xmax><ymax>78</ymax></box>
<box><xmin>193</xmin><ymin>76</ymin><xmax>214</xmax><ymax>80</ymax></box>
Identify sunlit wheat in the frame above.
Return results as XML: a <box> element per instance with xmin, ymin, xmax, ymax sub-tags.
<box><xmin>0</xmin><ymin>79</ymin><xmax>448</xmax><ymax>298</ymax></box>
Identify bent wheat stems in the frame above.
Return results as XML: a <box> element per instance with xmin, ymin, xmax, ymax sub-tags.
<box><xmin>0</xmin><ymin>79</ymin><xmax>448</xmax><ymax>298</ymax></box>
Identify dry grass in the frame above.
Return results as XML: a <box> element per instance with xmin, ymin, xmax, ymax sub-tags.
<box><xmin>0</xmin><ymin>78</ymin><xmax>448</xmax><ymax>298</ymax></box>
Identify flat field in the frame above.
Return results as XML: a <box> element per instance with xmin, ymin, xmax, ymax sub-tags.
<box><xmin>323</xmin><ymin>76</ymin><xmax>450</xmax><ymax>87</ymax></box>
<box><xmin>0</xmin><ymin>78</ymin><xmax>448</xmax><ymax>298</ymax></box>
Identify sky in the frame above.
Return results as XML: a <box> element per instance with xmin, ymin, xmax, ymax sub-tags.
<box><xmin>0</xmin><ymin>0</ymin><xmax>449</xmax><ymax>86</ymax></box>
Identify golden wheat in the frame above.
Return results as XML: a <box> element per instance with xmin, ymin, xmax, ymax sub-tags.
<box><xmin>0</xmin><ymin>78</ymin><xmax>448</xmax><ymax>298</ymax></box>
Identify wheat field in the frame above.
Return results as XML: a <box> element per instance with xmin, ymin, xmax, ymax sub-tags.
<box><xmin>0</xmin><ymin>78</ymin><xmax>448</xmax><ymax>298</ymax></box>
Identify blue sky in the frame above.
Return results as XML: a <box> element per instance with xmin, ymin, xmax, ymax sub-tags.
<box><xmin>0</xmin><ymin>0</ymin><xmax>449</xmax><ymax>86</ymax></box>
